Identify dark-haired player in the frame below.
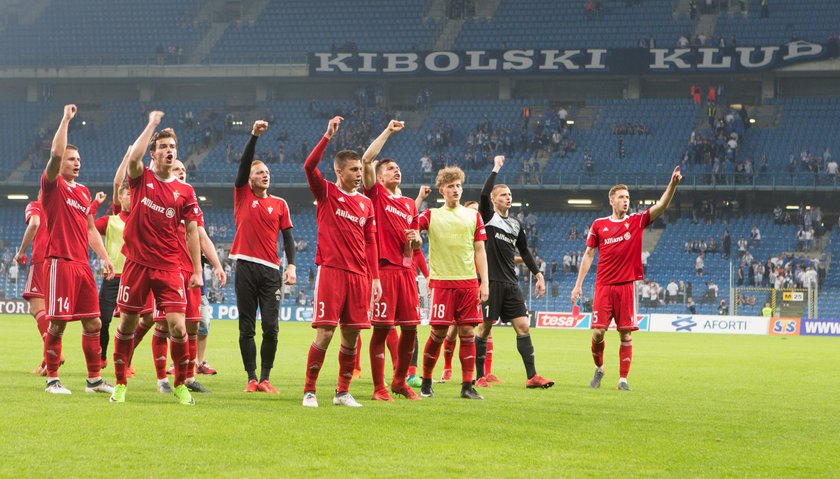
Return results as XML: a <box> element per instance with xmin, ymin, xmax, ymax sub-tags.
<box><xmin>110</xmin><ymin>112</ymin><xmax>203</xmax><ymax>405</ymax></box>
<box><xmin>40</xmin><ymin>104</ymin><xmax>115</xmax><ymax>395</ymax></box>
<box><xmin>302</xmin><ymin>116</ymin><xmax>381</xmax><ymax>407</ymax></box>
<box><xmin>361</xmin><ymin>119</ymin><xmax>425</xmax><ymax>401</ymax></box>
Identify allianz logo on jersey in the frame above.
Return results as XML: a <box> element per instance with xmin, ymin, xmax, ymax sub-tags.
<box><xmin>494</xmin><ymin>232</ymin><xmax>516</xmax><ymax>245</ymax></box>
<box><xmin>65</xmin><ymin>198</ymin><xmax>89</xmax><ymax>214</ymax></box>
<box><xmin>384</xmin><ymin>204</ymin><xmax>412</xmax><ymax>224</ymax></box>
<box><xmin>335</xmin><ymin>208</ymin><xmax>366</xmax><ymax>227</ymax></box>
<box><xmin>604</xmin><ymin>232</ymin><xmax>632</xmax><ymax>246</ymax></box>
<box><xmin>141</xmin><ymin>197</ymin><xmax>176</xmax><ymax>218</ymax></box>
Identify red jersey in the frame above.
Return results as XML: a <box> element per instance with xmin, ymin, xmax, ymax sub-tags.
<box><xmin>122</xmin><ymin>167</ymin><xmax>200</xmax><ymax>272</ymax></box>
<box><xmin>586</xmin><ymin>210</ymin><xmax>651</xmax><ymax>286</ymax></box>
<box><xmin>24</xmin><ymin>201</ymin><xmax>49</xmax><ymax>264</ymax></box>
<box><xmin>230</xmin><ymin>184</ymin><xmax>293</xmax><ymax>270</ymax></box>
<box><xmin>40</xmin><ymin>172</ymin><xmax>93</xmax><ymax>264</ymax></box>
<box><xmin>177</xmin><ymin>206</ymin><xmax>205</xmax><ymax>273</ymax></box>
<box><xmin>305</xmin><ymin>137</ymin><xmax>378</xmax><ymax>277</ymax></box>
<box><xmin>364</xmin><ymin>182</ymin><xmax>419</xmax><ymax>270</ymax></box>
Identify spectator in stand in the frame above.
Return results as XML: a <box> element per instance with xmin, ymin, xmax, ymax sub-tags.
<box><xmin>666</xmin><ymin>279</ymin><xmax>679</xmax><ymax>304</ymax></box>
<box><xmin>641</xmin><ymin>250</ymin><xmax>650</xmax><ymax>274</ymax></box>
<box><xmin>737</xmin><ymin>236</ymin><xmax>747</xmax><ymax>258</ymax></box>
<box><xmin>750</xmin><ymin>225</ymin><xmax>761</xmax><ymax>245</ymax></box>
<box><xmin>687</xmin><ymin>297</ymin><xmax>697</xmax><ymax>314</ymax></box>
<box><xmin>718</xmin><ymin>299</ymin><xmax>727</xmax><ymax>315</ymax></box>
<box><xmin>722</xmin><ymin>228</ymin><xmax>731</xmax><ymax>260</ymax></box>
<box><xmin>695</xmin><ymin>253</ymin><xmax>704</xmax><ymax>276</ymax></box>
<box><xmin>760</xmin><ymin>0</ymin><xmax>769</xmax><ymax>18</ymax></box>
<box><xmin>584</xmin><ymin>149</ymin><xmax>594</xmax><ymax>173</ymax></box>
<box><xmin>562</xmin><ymin>252</ymin><xmax>571</xmax><ymax>273</ymax></box>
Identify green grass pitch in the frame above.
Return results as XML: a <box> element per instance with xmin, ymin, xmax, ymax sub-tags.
<box><xmin>1</xmin><ymin>314</ymin><xmax>838</xmax><ymax>478</ymax></box>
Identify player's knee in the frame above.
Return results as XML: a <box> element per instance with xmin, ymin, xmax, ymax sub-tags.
<box><xmin>82</xmin><ymin>317</ymin><xmax>102</xmax><ymax>333</ymax></box>
<box><xmin>170</xmin><ymin>324</ymin><xmax>187</xmax><ymax>338</ymax></box>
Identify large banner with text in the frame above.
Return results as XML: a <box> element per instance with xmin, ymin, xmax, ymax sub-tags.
<box><xmin>310</xmin><ymin>41</ymin><xmax>828</xmax><ymax>76</ymax></box>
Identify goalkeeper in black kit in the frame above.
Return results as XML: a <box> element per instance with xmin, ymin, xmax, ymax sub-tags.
<box><xmin>474</xmin><ymin>155</ymin><xmax>554</xmax><ymax>389</ymax></box>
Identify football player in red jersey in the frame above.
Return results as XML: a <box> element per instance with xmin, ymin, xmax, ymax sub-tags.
<box><xmin>110</xmin><ymin>111</ymin><xmax>203</xmax><ymax>405</ymax></box>
<box><xmin>15</xmin><ymin>197</ymin><xmax>51</xmax><ymax>375</ymax></box>
<box><xmin>39</xmin><ymin>104</ymin><xmax>116</xmax><ymax>395</ymax></box>
<box><xmin>230</xmin><ymin>120</ymin><xmax>296</xmax><ymax>394</ymax></box>
<box><xmin>572</xmin><ymin>167</ymin><xmax>682</xmax><ymax>391</ymax></box>
<box><xmin>360</xmin><ymin>119</ymin><xmax>427</xmax><ymax>401</ymax></box>
<box><xmin>302</xmin><ymin>116</ymin><xmax>382</xmax><ymax>408</ymax></box>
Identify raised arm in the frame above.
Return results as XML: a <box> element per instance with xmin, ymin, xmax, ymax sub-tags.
<box><xmin>648</xmin><ymin>166</ymin><xmax>683</xmax><ymax>221</ymax></box>
<box><xmin>236</xmin><ymin>120</ymin><xmax>267</xmax><ymax>188</ymax></box>
<box><xmin>362</xmin><ymin>120</ymin><xmax>405</xmax><ymax>190</ymax></box>
<box><xmin>304</xmin><ymin>116</ymin><xmax>343</xmax><ymax>198</ymax></box>
<box><xmin>127</xmin><ymin>111</ymin><xmax>164</xmax><ymax>179</ymax></box>
<box><xmin>45</xmin><ymin>104</ymin><xmax>77</xmax><ymax>182</ymax></box>
<box><xmin>571</xmin><ymin>246</ymin><xmax>597</xmax><ymax>304</ymax></box>
<box><xmin>113</xmin><ymin>145</ymin><xmax>132</xmax><ymax>203</ymax></box>
<box><xmin>415</xmin><ymin>185</ymin><xmax>432</xmax><ymax>210</ymax></box>
<box><xmin>479</xmin><ymin>155</ymin><xmax>504</xmax><ymax>222</ymax></box>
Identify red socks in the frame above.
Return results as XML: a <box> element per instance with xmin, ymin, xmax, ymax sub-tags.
<box><xmin>35</xmin><ymin>310</ymin><xmax>49</xmax><ymax>340</ymax></box>
<box><xmin>151</xmin><ymin>329</ymin><xmax>169</xmax><ymax>380</ymax></box>
<box><xmin>422</xmin><ymin>331</ymin><xmax>445</xmax><ymax>379</ymax></box>
<box><xmin>393</xmin><ymin>327</ymin><xmax>417</xmax><ymax>385</ymax></box>
<box><xmin>443</xmin><ymin>338</ymin><xmax>456</xmax><ymax>370</ymax></box>
<box><xmin>43</xmin><ymin>329</ymin><xmax>63</xmax><ymax>378</ymax></box>
<box><xmin>169</xmin><ymin>334</ymin><xmax>189</xmax><ymax>387</ymax></box>
<box><xmin>592</xmin><ymin>338</ymin><xmax>605</xmax><ymax>368</ymax></box>
<box><xmin>186</xmin><ymin>334</ymin><xmax>198</xmax><ymax>380</ymax></box>
<box><xmin>619</xmin><ymin>339</ymin><xmax>633</xmax><ymax>379</ymax></box>
<box><xmin>337</xmin><ymin>344</ymin><xmax>356</xmax><ymax>393</ymax></box>
<box><xmin>113</xmin><ymin>329</ymin><xmax>134</xmax><ymax>385</ymax></box>
<box><xmin>304</xmin><ymin>343</ymin><xmax>327</xmax><ymax>392</ymax></box>
<box><xmin>353</xmin><ymin>335</ymin><xmax>362</xmax><ymax>371</ymax></box>
<box><xmin>485</xmin><ymin>336</ymin><xmax>494</xmax><ymax>374</ymax></box>
<box><xmin>81</xmin><ymin>331</ymin><xmax>102</xmax><ymax>379</ymax></box>
<box><xmin>133</xmin><ymin>321</ymin><xmax>151</xmax><ymax>349</ymax></box>
<box><xmin>369</xmin><ymin>327</ymin><xmax>390</xmax><ymax>391</ymax></box>
<box><xmin>458</xmin><ymin>334</ymin><xmax>476</xmax><ymax>383</ymax></box>
<box><xmin>386</xmin><ymin>327</ymin><xmax>399</xmax><ymax>369</ymax></box>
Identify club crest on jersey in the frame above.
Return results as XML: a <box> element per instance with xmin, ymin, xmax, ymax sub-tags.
<box><xmin>359</xmin><ymin>216</ymin><xmax>367</xmax><ymax>227</ymax></box>
<box><xmin>166</xmin><ymin>208</ymin><xmax>175</xmax><ymax>219</ymax></box>
<box><xmin>251</xmin><ymin>200</ymin><xmax>258</xmax><ymax>208</ymax></box>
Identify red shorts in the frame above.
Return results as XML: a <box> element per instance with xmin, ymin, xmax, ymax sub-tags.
<box><xmin>429</xmin><ymin>287</ymin><xmax>483</xmax><ymax>327</ymax></box>
<box><xmin>22</xmin><ymin>261</ymin><xmax>45</xmax><ymax>300</ymax></box>
<box><xmin>592</xmin><ymin>282</ymin><xmax>639</xmax><ymax>331</ymax></box>
<box><xmin>312</xmin><ymin>266</ymin><xmax>372</xmax><ymax>329</ymax></box>
<box><xmin>113</xmin><ymin>294</ymin><xmax>154</xmax><ymax>318</ymax></box>
<box><xmin>154</xmin><ymin>270</ymin><xmax>201</xmax><ymax>322</ymax></box>
<box><xmin>372</xmin><ymin>267</ymin><xmax>421</xmax><ymax>327</ymax></box>
<box><xmin>117</xmin><ymin>260</ymin><xmax>186</xmax><ymax>315</ymax></box>
<box><xmin>43</xmin><ymin>258</ymin><xmax>100</xmax><ymax>321</ymax></box>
